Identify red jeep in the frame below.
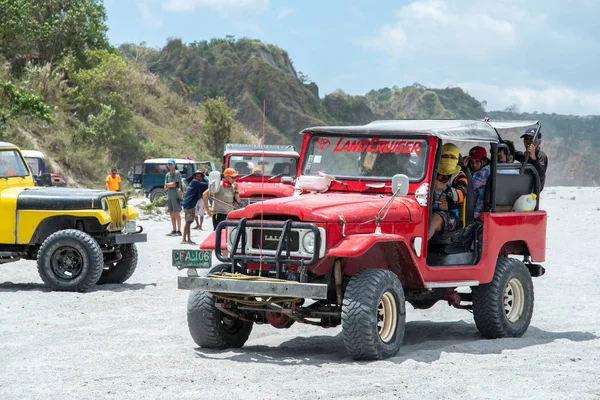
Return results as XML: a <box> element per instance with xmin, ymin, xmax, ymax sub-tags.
<box><xmin>223</xmin><ymin>143</ymin><xmax>300</xmax><ymax>206</ymax></box>
<box><xmin>175</xmin><ymin>120</ymin><xmax>546</xmax><ymax>360</ymax></box>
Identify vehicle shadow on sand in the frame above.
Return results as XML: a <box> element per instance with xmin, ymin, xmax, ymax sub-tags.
<box><xmin>0</xmin><ymin>282</ymin><xmax>156</xmax><ymax>293</ymax></box>
<box><xmin>193</xmin><ymin>320</ymin><xmax>597</xmax><ymax>366</ymax></box>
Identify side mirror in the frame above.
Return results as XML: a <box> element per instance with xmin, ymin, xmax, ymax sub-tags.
<box><xmin>41</xmin><ymin>173</ymin><xmax>52</xmax><ymax>187</ymax></box>
<box><xmin>391</xmin><ymin>174</ymin><xmax>409</xmax><ymax>196</ymax></box>
<box><xmin>281</xmin><ymin>176</ymin><xmax>293</xmax><ymax>184</ymax></box>
<box><xmin>208</xmin><ymin>171</ymin><xmax>221</xmax><ymax>193</ymax></box>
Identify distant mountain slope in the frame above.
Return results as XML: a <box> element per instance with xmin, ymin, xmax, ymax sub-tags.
<box><xmin>122</xmin><ymin>38</ymin><xmax>600</xmax><ymax>186</ymax></box>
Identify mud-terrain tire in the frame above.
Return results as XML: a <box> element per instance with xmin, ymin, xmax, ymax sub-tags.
<box><xmin>149</xmin><ymin>188</ymin><xmax>167</xmax><ymax>204</ymax></box>
<box><xmin>37</xmin><ymin>229</ymin><xmax>104</xmax><ymax>292</ymax></box>
<box><xmin>342</xmin><ymin>269</ymin><xmax>406</xmax><ymax>360</ymax></box>
<box><xmin>97</xmin><ymin>244</ymin><xmax>138</xmax><ymax>284</ymax></box>
<box><xmin>472</xmin><ymin>257</ymin><xmax>534</xmax><ymax>338</ymax></box>
<box><xmin>187</xmin><ymin>265</ymin><xmax>253</xmax><ymax>349</ymax></box>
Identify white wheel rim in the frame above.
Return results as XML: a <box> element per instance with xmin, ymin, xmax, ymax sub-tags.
<box><xmin>504</xmin><ymin>278</ymin><xmax>525</xmax><ymax>323</ymax></box>
<box><xmin>377</xmin><ymin>291</ymin><xmax>398</xmax><ymax>343</ymax></box>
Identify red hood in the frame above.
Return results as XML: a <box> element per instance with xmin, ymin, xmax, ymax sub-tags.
<box><xmin>236</xmin><ymin>181</ymin><xmax>295</xmax><ymax>198</ymax></box>
<box><xmin>228</xmin><ymin>193</ymin><xmax>419</xmax><ymax>223</ymax></box>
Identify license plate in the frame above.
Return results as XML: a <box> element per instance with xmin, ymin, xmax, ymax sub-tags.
<box><xmin>172</xmin><ymin>249</ymin><xmax>212</xmax><ymax>269</ymax></box>
<box><xmin>125</xmin><ymin>220</ymin><xmax>137</xmax><ymax>233</ymax></box>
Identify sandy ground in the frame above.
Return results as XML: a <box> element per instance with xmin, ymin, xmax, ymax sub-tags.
<box><xmin>1</xmin><ymin>187</ymin><xmax>600</xmax><ymax>400</ymax></box>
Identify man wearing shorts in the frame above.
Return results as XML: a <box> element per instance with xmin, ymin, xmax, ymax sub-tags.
<box><xmin>164</xmin><ymin>159</ymin><xmax>182</xmax><ymax>236</ymax></box>
<box><xmin>181</xmin><ymin>170</ymin><xmax>209</xmax><ymax>244</ymax></box>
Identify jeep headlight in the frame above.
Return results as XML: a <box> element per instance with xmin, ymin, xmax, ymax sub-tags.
<box><xmin>227</xmin><ymin>227</ymin><xmax>242</xmax><ymax>251</ymax></box>
<box><xmin>101</xmin><ymin>199</ymin><xmax>108</xmax><ymax>211</ymax></box>
<box><xmin>302</xmin><ymin>231</ymin><xmax>316</xmax><ymax>253</ymax></box>
<box><xmin>228</xmin><ymin>227</ymin><xmax>238</xmax><ymax>245</ymax></box>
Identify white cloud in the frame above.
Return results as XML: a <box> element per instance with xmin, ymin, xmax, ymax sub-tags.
<box><xmin>162</xmin><ymin>0</ymin><xmax>269</xmax><ymax>13</ymax></box>
<box><xmin>454</xmin><ymin>81</ymin><xmax>600</xmax><ymax>116</ymax></box>
<box><xmin>135</xmin><ymin>0</ymin><xmax>162</xmax><ymax>28</ymax></box>
<box><xmin>278</xmin><ymin>7</ymin><xmax>293</xmax><ymax>19</ymax></box>
<box><xmin>358</xmin><ymin>0</ymin><xmax>517</xmax><ymax>61</ymax></box>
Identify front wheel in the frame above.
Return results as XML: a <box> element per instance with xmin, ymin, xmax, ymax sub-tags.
<box><xmin>472</xmin><ymin>257</ymin><xmax>534</xmax><ymax>338</ymax></box>
<box><xmin>97</xmin><ymin>244</ymin><xmax>138</xmax><ymax>284</ymax></box>
<box><xmin>187</xmin><ymin>290</ymin><xmax>253</xmax><ymax>349</ymax></box>
<box><xmin>37</xmin><ymin>229</ymin><xmax>104</xmax><ymax>292</ymax></box>
<box><xmin>342</xmin><ymin>269</ymin><xmax>406</xmax><ymax>360</ymax></box>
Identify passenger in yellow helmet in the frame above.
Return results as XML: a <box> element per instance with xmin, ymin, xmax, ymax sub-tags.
<box><xmin>428</xmin><ymin>143</ymin><xmax>468</xmax><ymax>240</ymax></box>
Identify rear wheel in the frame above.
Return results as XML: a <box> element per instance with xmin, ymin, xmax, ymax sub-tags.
<box><xmin>37</xmin><ymin>229</ymin><xmax>103</xmax><ymax>292</ymax></box>
<box><xmin>97</xmin><ymin>244</ymin><xmax>138</xmax><ymax>284</ymax></box>
<box><xmin>342</xmin><ymin>269</ymin><xmax>406</xmax><ymax>360</ymax></box>
<box><xmin>472</xmin><ymin>257</ymin><xmax>534</xmax><ymax>338</ymax></box>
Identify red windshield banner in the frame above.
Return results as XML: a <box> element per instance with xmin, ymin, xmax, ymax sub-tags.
<box><xmin>331</xmin><ymin>138</ymin><xmax>422</xmax><ymax>155</ymax></box>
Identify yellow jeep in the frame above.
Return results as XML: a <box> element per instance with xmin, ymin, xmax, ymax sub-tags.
<box><xmin>0</xmin><ymin>141</ymin><xmax>147</xmax><ymax>292</ymax></box>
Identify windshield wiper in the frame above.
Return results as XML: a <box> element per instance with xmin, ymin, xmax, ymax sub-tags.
<box><xmin>268</xmin><ymin>173</ymin><xmax>284</xmax><ymax>181</ymax></box>
<box><xmin>361</xmin><ymin>183</ymin><xmax>391</xmax><ymax>192</ymax></box>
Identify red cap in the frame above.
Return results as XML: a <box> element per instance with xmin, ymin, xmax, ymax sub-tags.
<box><xmin>223</xmin><ymin>168</ymin><xmax>240</xmax><ymax>178</ymax></box>
<box><xmin>469</xmin><ymin>146</ymin><xmax>487</xmax><ymax>160</ymax></box>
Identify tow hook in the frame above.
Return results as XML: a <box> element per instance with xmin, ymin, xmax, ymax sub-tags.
<box><xmin>115</xmin><ymin>247</ymin><xmax>123</xmax><ymax>260</ymax></box>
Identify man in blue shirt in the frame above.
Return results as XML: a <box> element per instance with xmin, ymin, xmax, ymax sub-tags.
<box><xmin>181</xmin><ymin>171</ymin><xmax>209</xmax><ymax>245</ymax></box>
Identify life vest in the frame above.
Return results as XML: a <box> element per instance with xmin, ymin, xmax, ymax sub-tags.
<box><xmin>433</xmin><ymin>170</ymin><xmax>464</xmax><ymax>213</ymax></box>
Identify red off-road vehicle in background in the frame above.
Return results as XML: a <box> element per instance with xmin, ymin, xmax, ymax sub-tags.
<box><xmin>174</xmin><ymin>120</ymin><xmax>546</xmax><ymax>360</ymax></box>
<box><xmin>223</xmin><ymin>143</ymin><xmax>300</xmax><ymax>206</ymax></box>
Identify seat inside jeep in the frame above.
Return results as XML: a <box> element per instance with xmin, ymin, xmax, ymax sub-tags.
<box><xmin>426</xmin><ymin>160</ymin><xmax>540</xmax><ymax>266</ymax></box>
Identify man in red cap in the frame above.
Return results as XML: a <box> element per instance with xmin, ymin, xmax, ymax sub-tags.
<box><xmin>202</xmin><ymin>167</ymin><xmax>241</xmax><ymax>231</ymax></box>
<box><xmin>464</xmin><ymin>146</ymin><xmax>490</xmax><ymax>219</ymax></box>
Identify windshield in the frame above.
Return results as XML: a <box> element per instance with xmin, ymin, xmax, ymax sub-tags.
<box><xmin>1</xmin><ymin>150</ymin><xmax>30</xmax><ymax>178</ymax></box>
<box><xmin>25</xmin><ymin>157</ymin><xmax>41</xmax><ymax>175</ymax></box>
<box><xmin>227</xmin><ymin>155</ymin><xmax>298</xmax><ymax>177</ymax></box>
<box><xmin>302</xmin><ymin>135</ymin><xmax>428</xmax><ymax>181</ymax></box>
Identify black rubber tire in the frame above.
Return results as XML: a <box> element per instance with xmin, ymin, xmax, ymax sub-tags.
<box><xmin>97</xmin><ymin>244</ymin><xmax>138</xmax><ymax>284</ymax></box>
<box><xmin>149</xmin><ymin>188</ymin><xmax>167</xmax><ymax>203</ymax></box>
<box><xmin>37</xmin><ymin>229</ymin><xmax>104</xmax><ymax>292</ymax></box>
<box><xmin>187</xmin><ymin>289</ymin><xmax>253</xmax><ymax>349</ymax></box>
<box><xmin>472</xmin><ymin>257</ymin><xmax>534</xmax><ymax>339</ymax></box>
<box><xmin>342</xmin><ymin>269</ymin><xmax>406</xmax><ymax>360</ymax></box>
<box><xmin>207</xmin><ymin>264</ymin><xmax>232</xmax><ymax>275</ymax></box>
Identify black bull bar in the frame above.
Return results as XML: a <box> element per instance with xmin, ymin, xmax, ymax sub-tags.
<box><xmin>215</xmin><ymin>218</ymin><xmax>321</xmax><ymax>278</ymax></box>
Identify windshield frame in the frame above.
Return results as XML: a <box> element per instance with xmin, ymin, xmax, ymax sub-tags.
<box><xmin>301</xmin><ymin>133</ymin><xmax>430</xmax><ymax>182</ymax></box>
<box><xmin>24</xmin><ymin>157</ymin><xmax>41</xmax><ymax>176</ymax></box>
<box><xmin>1</xmin><ymin>149</ymin><xmax>31</xmax><ymax>179</ymax></box>
<box><xmin>226</xmin><ymin>153</ymin><xmax>299</xmax><ymax>178</ymax></box>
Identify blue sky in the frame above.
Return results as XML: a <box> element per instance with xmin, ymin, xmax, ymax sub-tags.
<box><xmin>105</xmin><ymin>0</ymin><xmax>600</xmax><ymax>116</ymax></box>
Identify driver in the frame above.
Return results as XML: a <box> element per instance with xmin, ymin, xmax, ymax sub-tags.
<box><xmin>369</xmin><ymin>152</ymin><xmax>413</xmax><ymax>177</ymax></box>
<box><xmin>428</xmin><ymin>143</ymin><xmax>468</xmax><ymax>240</ymax></box>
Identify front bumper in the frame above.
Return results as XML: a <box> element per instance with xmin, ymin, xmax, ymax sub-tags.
<box><xmin>97</xmin><ymin>232</ymin><xmax>147</xmax><ymax>245</ymax></box>
<box><xmin>178</xmin><ymin>276</ymin><xmax>328</xmax><ymax>299</ymax></box>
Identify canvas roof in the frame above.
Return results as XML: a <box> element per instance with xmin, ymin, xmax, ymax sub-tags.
<box><xmin>301</xmin><ymin>120</ymin><xmax>501</xmax><ymax>143</ymax></box>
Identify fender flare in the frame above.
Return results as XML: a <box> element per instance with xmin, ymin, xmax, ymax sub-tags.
<box><xmin>327</xmin><ymin>234</ymin><xmax>406</xmax><ymax>258</ymax></box>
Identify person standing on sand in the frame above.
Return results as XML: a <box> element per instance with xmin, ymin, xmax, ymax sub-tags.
<box><xmin>181</xmin><ymin>171</ymin><xmax>208</xmax><ymax>245</ymax></box>
<box><xmin>164</xmin><ymin>159</ymin><xmax>182</xmax><ymax>237</ymax></box>
<box><xmin>203</xmin><ymin>167</ymin><xmax>241</xmax><ymax>231</ymax></box>
<box><xmin>105</xmin><ymin>168</ymin><xmax>121</xmax><ymax>192</ymax></box>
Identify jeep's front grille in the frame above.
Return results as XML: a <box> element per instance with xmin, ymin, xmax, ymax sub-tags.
<box><xmin>251</xmin><ymin>229</ymin><xmax>300</xmax><ymax>251</ymax></box>
<box><xmin>107</xmin><ymin>198</ymin><xmax>124</xmax><ymax>231</ymax></box>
